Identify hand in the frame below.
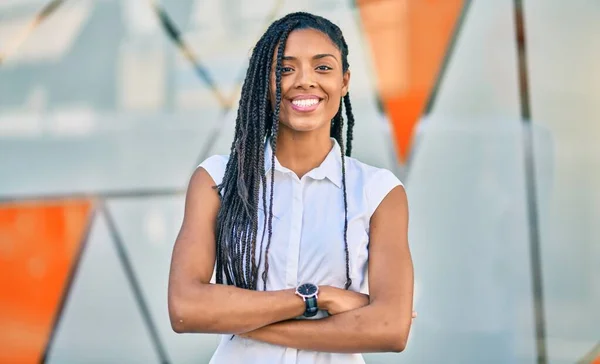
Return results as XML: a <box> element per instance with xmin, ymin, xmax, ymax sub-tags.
<box><xmin>317</xmin><ymin>286</ymin><xmax>418</xmax><ymax>318</ymax></box>
<box><xmin>318</xmin><ymin>286</ymin><xmax>369</xmax><ymax>315</ymax></box>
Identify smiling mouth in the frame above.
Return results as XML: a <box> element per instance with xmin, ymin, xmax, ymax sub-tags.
<box><xmin>288</xmin><ymin>97</ymin><xmax>322</xmax><ymax>112</ymax></box>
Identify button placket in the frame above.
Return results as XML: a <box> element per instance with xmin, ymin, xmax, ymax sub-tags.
<box><xmin>285</xmin><ymin>178</ymin><xmax>303</xmax><ymax>288</ymax></box>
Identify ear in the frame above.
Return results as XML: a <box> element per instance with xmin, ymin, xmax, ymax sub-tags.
<box><xmin>342</xmin><ymin>70</ymin><xmax>351</xmax><ymax>97</ymax></box>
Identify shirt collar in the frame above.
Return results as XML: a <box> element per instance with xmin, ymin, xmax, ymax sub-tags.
<box><xmin>264</xmin><ymin>138</ymin><xmax>343</xmax><ymax>189</ymax></box>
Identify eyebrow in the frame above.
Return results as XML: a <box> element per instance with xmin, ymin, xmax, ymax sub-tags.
<box><xmin>282</xmin><ymin>54</ymin><xmax>339</xmax><ymax>62</ymax></box>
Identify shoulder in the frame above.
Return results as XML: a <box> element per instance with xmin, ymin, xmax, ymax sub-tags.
<box><xmin>197</xmin><ymin>154</ymin><xmax>230</xmax><ymax>186</ymax></box>
<box><xmin>185</xmin><ymin>154</ymin><xmax>230</xmax><ymax>213</ymax></box>
<box><xmin>344</xmin><ymin>156</ymin><xmax>404</xmax><ymax>217</ymax></box>
<box><xmin>343</xmin><ymin>156</ymin><xmax>403</xmax><ymax>190</ymax></box>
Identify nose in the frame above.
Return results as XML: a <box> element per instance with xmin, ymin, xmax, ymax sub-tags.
<box><xmin>293</xmin><ymin>66</ymin><xmax>315</xmax><ymax>89</ymax></box>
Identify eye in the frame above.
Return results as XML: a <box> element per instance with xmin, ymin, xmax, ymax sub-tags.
<box><xmin>316</xmin><ymin>65</ymin><xmax>333</xmax><ymax>71</ymax></box>
<box><xmin>281</xmin><ymin>66</ymin><xmax>294</xmax><ymax>73</ymax></box>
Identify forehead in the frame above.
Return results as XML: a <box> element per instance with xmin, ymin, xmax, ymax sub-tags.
<box><xmin>282</xmin><ymin>28</ymin><xmax>340</xmax><ymax>57</ymax></box>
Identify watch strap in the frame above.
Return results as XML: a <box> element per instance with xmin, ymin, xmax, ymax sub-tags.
<box><xmin>303</xmin><ymin>296</ymin><xmax>318</xmax><ymax>317</ymax></box>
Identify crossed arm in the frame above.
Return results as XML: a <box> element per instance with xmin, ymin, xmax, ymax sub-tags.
<box><xmin>168</xmin><ymin>167</ymin><xmax>414</xmax><ymax>353</ymax></box>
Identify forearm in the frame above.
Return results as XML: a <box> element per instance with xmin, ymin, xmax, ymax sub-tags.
<box><xmin>242</xmin><ymin>304</ymin><xmax>411</xmax><ymax>353</ymax></box>
<box><xmin>169</xmin><ymin>283</ymin><xmax>304</xmax><ymax>335</ymax></box>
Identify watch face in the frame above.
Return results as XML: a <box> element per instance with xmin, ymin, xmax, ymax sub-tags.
<box><xmin>297</xmin><ymin>283</ymin><xmax>318</xmax><ymax>297</ymax></box>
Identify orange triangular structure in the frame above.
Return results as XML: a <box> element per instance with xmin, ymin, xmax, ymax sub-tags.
<box><xmin>0</xmin><ymin>199</ymin><xmax>93</xmax><ymax>363</ymax></box>
<box><xmin>357</xmin><ymin>0</ymin><xmax>465</xmax><ymax>162</ymax></box>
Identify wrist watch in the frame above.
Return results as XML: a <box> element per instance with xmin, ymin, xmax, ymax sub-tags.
<box><xmin>295</xmin><ymin>283</ymin><xmax>319</xmax><ymax>317</ymax></box>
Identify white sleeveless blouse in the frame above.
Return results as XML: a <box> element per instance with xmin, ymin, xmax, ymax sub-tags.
<box><xmin>200</xmin><ymin>139</ymin><xmax>402</xmax><ymax>364</ymax></box>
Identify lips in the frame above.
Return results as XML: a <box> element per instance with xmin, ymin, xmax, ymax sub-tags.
<box><xmin>288</xmin><ymin>95</ymin><xmax>322</xmax><ymax>112</ymax></box>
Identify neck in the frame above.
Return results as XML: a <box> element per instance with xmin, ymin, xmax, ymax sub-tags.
<box><xmin>274</xmin><ymin>126</ymin><xmax>333</xmax><ymax>179</ymax></box>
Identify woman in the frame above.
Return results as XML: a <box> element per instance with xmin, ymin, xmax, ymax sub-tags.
<box><xmin>168</xmin><ymin>12</ymin><xmax>414</xmax><ymax>363</ymax></box>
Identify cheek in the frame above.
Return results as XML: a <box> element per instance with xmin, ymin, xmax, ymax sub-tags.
<box><xmin>326</xmin><ymin>79</ymin><xmax>344</xmax><ymax>99</ymax></box>
<box><xmin>324</xmin><ymin>82</ymin><xmax>343</xmax><ymax>109</ymax></box>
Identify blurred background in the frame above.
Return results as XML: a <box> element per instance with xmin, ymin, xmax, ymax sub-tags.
<box><xmin>0</xmin><ymin>0</ymin><xmax>599</xmax><ymax>363</ymax></box>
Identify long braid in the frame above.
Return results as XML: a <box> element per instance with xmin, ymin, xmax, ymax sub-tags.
<box><xmin>343</xmin><ymin>93</ymin><xmax>355</xmax><ymax>156</ymax></box>
<box><xmin>241</xmin><ymin>61</ymin><xmax>260</xmax><ymax>287</ymax></box>
<box><xmin>250</xmin><ymin>37</ymin><xmax>272</xmax><ymax>290</ymax></box>
<box><xmin>216</xmin><ymin>32</ymin><xmax>268</xmax><ymax>288</ymax></box>
<box><xmin>339</xmin><ymin>138</ymin><xmax>352</xmax><ymax>290</ymax></box>
<box><xmin>262</xmin><ymin>23</ymin><xmax>297</xmax><ymax>290</ymax></box>
<box><xmin>244</xmin><ymin>35</ymin><xmax>273</xmax><ymax>289</ymax></box>
<box><xmin>340</xmin><ymin>93</ymin><xmax>355</xmax><ymax>289</ymax></box>
<box><xmin>332</xmin><ymin>99</ymin><xmax>352</xmax><ymax>290</ymax></box>
<box><xmin>254</xmin><ymin>34</ymin><xmax>279</xmax><ymax>290</ymax></box>
<box><xmin>338</xmin><ymin>35</ymin><xmax>355</xmax><ymax>289</ymax></box>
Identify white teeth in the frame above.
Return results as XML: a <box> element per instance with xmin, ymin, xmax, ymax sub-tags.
<box><xmin>292</xmin><ymin>99</ymin><xmax>319</xmax><ymax>107</ymax></box>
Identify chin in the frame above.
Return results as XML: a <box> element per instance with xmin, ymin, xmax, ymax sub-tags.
<box><xmin>283</xmin><ymin>119</ymin><xmax>328</xmax><ymax>133</ymax></box>
<box><xmin>288</xmin><ymin>124</ymin><xmax>321</xmax><ymax>132</ymax></box>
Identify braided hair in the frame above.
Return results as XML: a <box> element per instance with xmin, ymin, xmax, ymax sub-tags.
<box><xmin>215</xmin><ymin>12</ymin><xmax>356</xmax><ymax>291</ymax></box>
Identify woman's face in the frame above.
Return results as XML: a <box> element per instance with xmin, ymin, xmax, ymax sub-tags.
<box><xmin>270</xmin><ymin>28</ymin><xmax>350</xmax><ymax>134</ymax></box>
